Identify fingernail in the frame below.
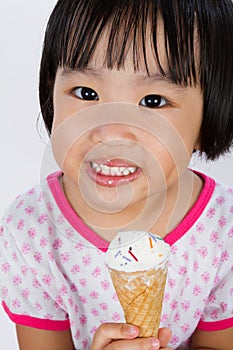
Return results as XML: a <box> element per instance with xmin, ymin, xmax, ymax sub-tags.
<box><xmin>151</xmin><ymin>338</ymin><xmax>160</xmax><ymax>349</ymax></box>
<box><xmin>127</xmin><ymin>325</ymin><xmax>138</xmax><ymax>336</ymax></box>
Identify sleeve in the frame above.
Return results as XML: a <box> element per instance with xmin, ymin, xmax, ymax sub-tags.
<box><xmin>197</xmin><ymin>246</ymin><xmax>233</xmax><ymax>331</ymax></box>
<box><xmin>0</xmin><ymin>220</ymin><xmax>70</xmax><ymax>331</ymax></box>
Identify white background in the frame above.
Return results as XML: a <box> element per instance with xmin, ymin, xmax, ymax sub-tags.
<box><xmin>0</xmin><ymin>1</ymin><xmax>232</xmax><ymax>348</ymax></box>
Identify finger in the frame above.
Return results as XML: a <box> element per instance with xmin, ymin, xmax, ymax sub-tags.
<box><xmin>158</xmin><ymin>328</ymin><xmax>172</xmax><ymax>348</ymax></box>
<box><xmin>91</xmin><ymin>323</ymin><xmax>139</xmax><ymax>349</ymax></box>
<box><xmin>106</xmin><ymin>337</ymin><xmax>160</xmax><ymax>350</ymax></box>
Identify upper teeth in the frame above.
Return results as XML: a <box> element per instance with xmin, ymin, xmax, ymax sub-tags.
<box><xmin>91</xmin><ymin>162</ymin><xmax>137</xmax><ymax>176</ymax></box>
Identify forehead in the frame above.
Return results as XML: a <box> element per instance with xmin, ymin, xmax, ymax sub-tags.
<box><xmin>88</xmin><ymin>16</ymin><xmax>169</xmax><ymax>74</ymax></box>
<box><xmin>56</xmin><ymin>2</ymin><xmax>200</xmax><ymax>87</ymax></box>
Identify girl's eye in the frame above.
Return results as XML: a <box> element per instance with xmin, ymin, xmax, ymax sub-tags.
<box><xmin>73</xmin><ymin>87</ymin><xmax>99</xmax><ymax>101</ymax></box>
<box><xmin>140</xmin><ymin>94</ymin><xmax>168</xmax><ymax>108</ymax></box>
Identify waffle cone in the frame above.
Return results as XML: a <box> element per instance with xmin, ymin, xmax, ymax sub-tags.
<box><xmin>109</xmin><ymin>267</ymin><xmax>167</xmax><ymax>337</ymax></box>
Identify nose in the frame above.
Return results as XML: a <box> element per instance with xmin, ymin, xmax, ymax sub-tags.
<box><xmin>90</xmin><ymin>124</ymin><xmax>137</xmax><ymax>144</ymax></box>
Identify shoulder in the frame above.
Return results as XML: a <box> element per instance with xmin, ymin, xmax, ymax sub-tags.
<box><xmin>197</xmin><ymin>171</ymin><xmax>233</xmax><ymax>216</ymax></box>
<box><xmin>1</xmin><ymin>180</ymin><xmax>47</xmax><ymax>230</ymax></box>
<box><xmin>0</xmin><ymin>172</ymin><xmax>63</xmax><ymax>252</ymax></box>
<box><xmin>197</xmin><ymin>170</ymin><xmax>233</xmax><ymax>200</ymax></box>
<box><xmin>201</xmin><ymin>174</ymin><xmax>233</xmax><ymax>242</ymax></box>
<box><xmin>1</xmin><ymin>172</ymin><xmax>62</xmax><ymax>229</ymax></box>
<box><xmin>208</xmin><ymin>176</ymin><xmax>233</xmax><ymax>223</ymax></box>
<box><xmin>196</xmin><ymin>173</ymin><xmax>233</xmax><ymax>270</ymax></box>
<box><xmin>213</xmin><ymin>178</ymin><xmax>233</xmax><ymax>203</ymax></box>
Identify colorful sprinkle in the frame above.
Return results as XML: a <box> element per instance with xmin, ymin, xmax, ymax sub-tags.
<box><xmin>128</xmin><ymin>247</ymin><xmax>139</xmax><ymax>262</ymax></box>
<box><xmin>148</xmin><ymin>233</ymin><xmax>163</xmax><ymax>242</ymax></box>
<box><xmin>122</xmin><ymin>256</ymin><xmax>131</xmax><ymax>262</ymax></box>
<box><xmin>114</xmin><ymin>250</ymin><xmax>121</xmax><ymax>258</ymax></box>
<box><xmin>148</xmin><ymin>233</ymin><xmax>157</xmax><ymax>242</ymax></box>
<box><xmin>149</xmin><ymin>237</ymin><xmax>153</xmax><ymax>249</ymax></box>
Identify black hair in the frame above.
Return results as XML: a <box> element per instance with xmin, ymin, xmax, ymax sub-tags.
<box><xmin>39</xmin><ymin>0</ymin><xmax>233</xmax><ymax>160</ymax></box>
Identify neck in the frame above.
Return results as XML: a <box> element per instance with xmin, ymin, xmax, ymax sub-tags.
<box><xmin>61</xmin><ymin>170</ymin><xmax>203</xmax><ymax>241</ymax></box>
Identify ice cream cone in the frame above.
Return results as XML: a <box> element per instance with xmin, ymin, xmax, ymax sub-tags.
<box><xmin>105</xmin><ymin>231</ymin><xmax>170</xmax><ymax>337</ymax></box>
<box><xmin>109</xmin><ymin>265</ymin><xmax>167</xmax><ymax>337</ymax></box>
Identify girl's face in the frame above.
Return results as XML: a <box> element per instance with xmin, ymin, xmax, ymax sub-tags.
<box><xmin>51</xmin><ymin>26</ymin><xmax>203</xmax><ymax>230</ymax></box>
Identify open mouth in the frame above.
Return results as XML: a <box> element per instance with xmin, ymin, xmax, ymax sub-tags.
<box><xmin>91</xmin><ymin>162</ymin><xmax>138</xmax><ymax>176</ymax></box>
<box><xmin>86</xmin><ymin>160</ymin><xmax>142</xmax><ymax>186</ymax></box>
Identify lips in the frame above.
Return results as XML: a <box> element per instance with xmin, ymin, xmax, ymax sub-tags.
<box><xmin>86</xmin><ymin>160</ymin><xmax>142</xmax><ymax>187</ymax></box>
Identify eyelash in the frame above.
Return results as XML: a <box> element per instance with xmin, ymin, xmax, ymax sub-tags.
<box><xmin>72</xmin><ymin>86</ymin><xmax>170</xmax><ymax>108</ymax></box>
<box><xmin>140</xmin><ymin>95</ymin><xmax>168</xmax><ymax>109</ymax></box>
<box><xmin>72</xmin><ymin>87</ymin><xmax>99</xmax><ymax>101</ymax></box>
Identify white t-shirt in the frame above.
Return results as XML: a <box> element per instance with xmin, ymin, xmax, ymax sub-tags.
<box><xmin>0</xmin><ymin>171</ymin><xmax>233</xmax><ymax>349</ymax></box>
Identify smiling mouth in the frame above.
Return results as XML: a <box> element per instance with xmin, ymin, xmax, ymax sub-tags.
<box><xmin>86</xmin><ymin>160</ymin><xmax>141</xmax><ymax>187</ymax></box>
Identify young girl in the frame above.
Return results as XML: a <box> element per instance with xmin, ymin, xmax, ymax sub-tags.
<box><xmin>1</xmin><ymin>0</ymin><xmax>233</xmax><ymax>349</ymax></box>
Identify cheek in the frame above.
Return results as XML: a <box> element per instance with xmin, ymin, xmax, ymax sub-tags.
<box><xmin>179</xmin><ymin>120</ymin><xmax>202</xmax><ymax>154</ymax></box>
<box><xmin>64</xmin><ymin>138</ymin><xmax>88</xmax><ymax>167</ymax></box>
<box><xmin>140</xmin><ymin>128</ymin><xmax>191</xmax><ymax>188</ymax></box>
<box><xmin>52</xmin><ymin>86</ymin><xmax>81</xmax><ymax>131</ymax></box>
<box><xmin>52</xmin><ymin>103</ymin><xmax>76</xmax><ymax>132</ymax></box>
<box><xmin>52</xmin><ymin>123</ymin><xmax>90</xmax><ymax>178</ymax></box>
<box><xmin>167</xmin><ymin>110</ymin><xmax>203</xmax><ymax>156</ymax></box>
<box><xmin>180</xmin><ymin>98</ymin><xmax>203</xmax><ymax>149</ymax></box>
<box><xmin>140</xmin><ymin>125</ymin><xmax>188</xmax><ymax>163</ymax></box>
<box><xmin>61</xmin><ymin>144</ymin><xmax>88</xmax><ymax>186</ymax></box>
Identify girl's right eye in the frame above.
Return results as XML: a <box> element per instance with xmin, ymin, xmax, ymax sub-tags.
<box><xmin>72</xmin><ymin>87</ymin><xmax>99</xmax><ymax>101</ymax></box>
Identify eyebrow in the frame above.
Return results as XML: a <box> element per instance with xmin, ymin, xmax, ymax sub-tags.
<box><xmin>61</xmin><ymin>67</ymin><xmax>101</xmax><ymax>78</ymax></box>
<box><xmin>60</xmin><ymin>67</ymin><xmax>188</xmax><ymax>92</ymax></box>
<box><xmin>136</xmin><ymin>73</ymin><xmax>187</xmax><ymax>92</ymax></box>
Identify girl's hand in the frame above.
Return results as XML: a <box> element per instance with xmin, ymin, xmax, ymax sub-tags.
<box><xmin>91</xmin><ymin>323</ymin><xmax>172</xmax><ymax>350</ymax></box>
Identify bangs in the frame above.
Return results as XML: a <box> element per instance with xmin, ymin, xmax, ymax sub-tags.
<box><xmin>40</xmin><ymin>0</ymin><xmax>233</xmax><ymax>159</ymax></box>
<box><xmin>48</xmin><ymin>0</ymin><xmax>201</xmax><ymax>86</ymax></box>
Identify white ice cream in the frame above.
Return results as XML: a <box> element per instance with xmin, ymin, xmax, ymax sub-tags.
<box><xmin>105</xmin><ymin>231</ymin><xmax>170</xmax><ymax>272</ymax></box>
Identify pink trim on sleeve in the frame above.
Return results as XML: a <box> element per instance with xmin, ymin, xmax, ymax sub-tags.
<box><xmin>197</xmin><ymin>316</ymin><xmax>233</xmax><ymax>331</ymax></box>
<box><xmin>2</xmin><ymin>302</ymin><xmax>70</xmax><ymax>331</ymax></box>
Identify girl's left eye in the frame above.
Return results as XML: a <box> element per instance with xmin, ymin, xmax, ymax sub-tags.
<box><xmin>72</xmin><ymin>87</ymin><xmax>99</xmax><ymax>101</ymax></box>
<box><xmin>140</xmin><ymin>94</ymin><xmax>168</xmax><ymax>108</ymax></box>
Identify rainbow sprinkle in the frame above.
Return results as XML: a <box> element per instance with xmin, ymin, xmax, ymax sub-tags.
<box><xmin>123</xmin><ymin>256</ymin><xmax>131</xmax><ymax>262</ymax></box>
<box><xmin>128</xmin><ymin>247</ymin><xmax>139</xmax><ymax>262</ymax></box>
<box><xmin>114</xmin><ymin>250</ymin><xmax>121</xmax><ymax>258</ymax></box>
<box><xmin>149</xmin><ymin>237</ymin><xmax>153</xmax><ymax>249</ymax></box>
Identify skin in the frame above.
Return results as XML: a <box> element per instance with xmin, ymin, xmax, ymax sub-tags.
<box><xmin>52</xmin><ymin>60</ymin><xmax>204</xmax><ymax>240</ymax></box>
<box><xmin>16</xmin><ymin>326</ymin><xmax>75</xmax><ymax>350</ymax></box>
<box><xmin>16</xmin><ymin>324</ymin><xmax>172</xmax><ymax>350</ymax></box>
<box><xmin>16</xmin><ymin>18</ymin><xmax>233</xmax><ymax>350</ymax></box>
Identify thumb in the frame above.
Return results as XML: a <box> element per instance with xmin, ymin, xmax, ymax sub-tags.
<box><xmin>158</xmin><ymin>327</ymin><xmax>172</xmax><ymax>348</ymax></box>
<box><xmin>91</xmin><ymin>323</ymin><xmax>139</xmax><ymax>349</ymax></box>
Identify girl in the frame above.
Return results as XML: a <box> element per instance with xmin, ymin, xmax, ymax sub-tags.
<box><xmin>1</xmin><ymin>0</ymin><xmax>233</xmax><ymax>349</ymax></box>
